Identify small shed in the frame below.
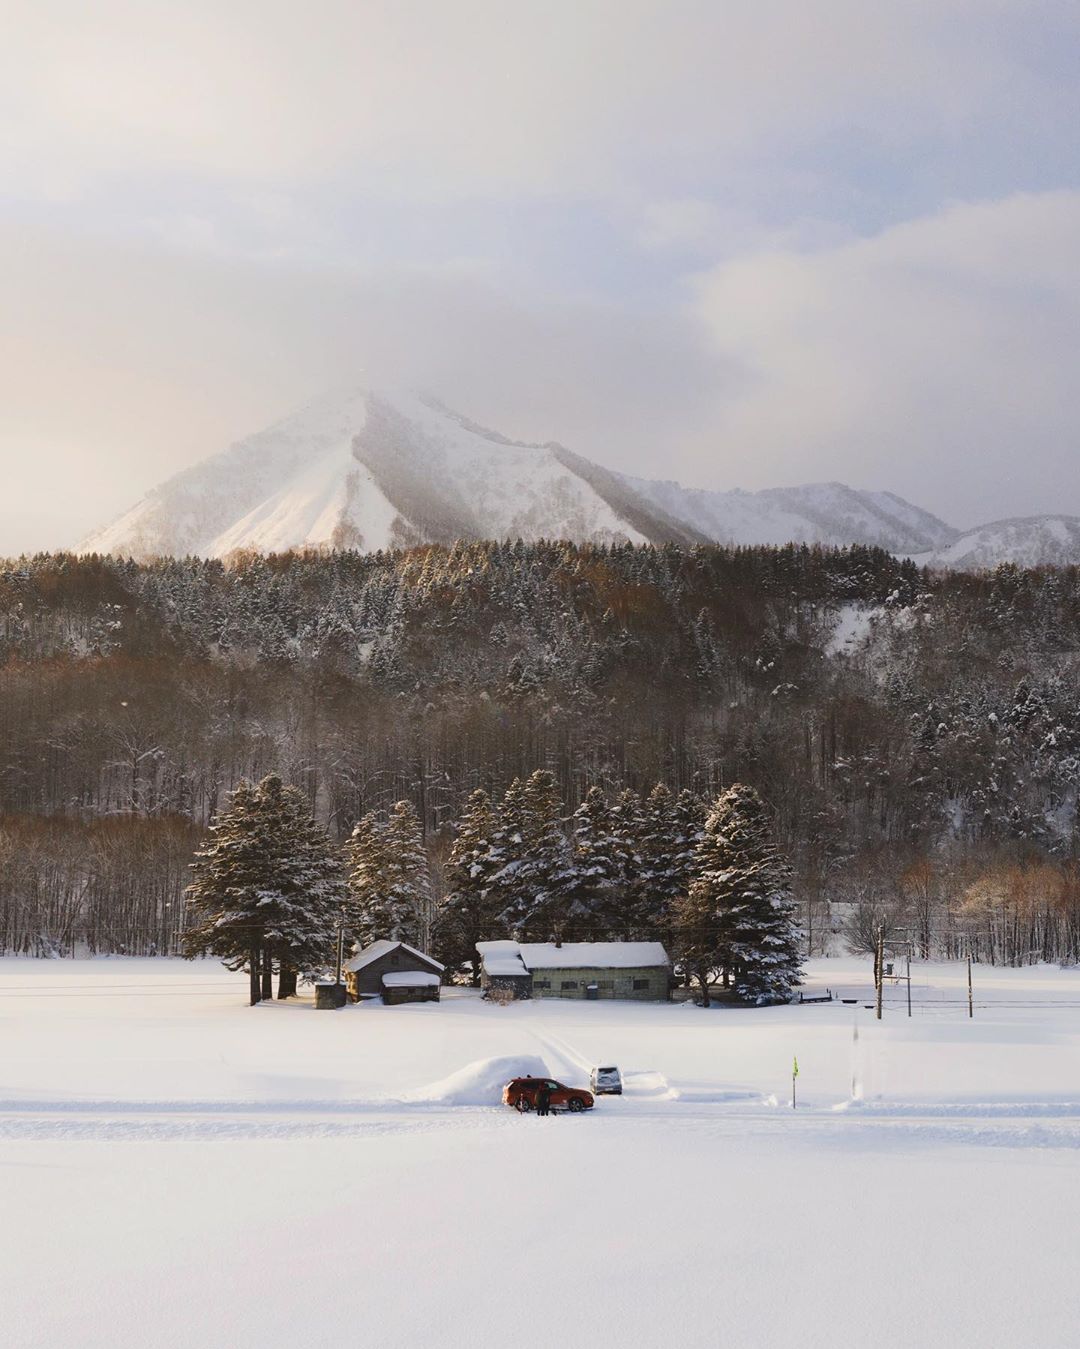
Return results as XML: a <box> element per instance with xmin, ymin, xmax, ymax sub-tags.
<box><xmin>476</xmin><ymin>940</ymin><xmax>533</xmax><ymax>1000</ymax></box>
<box><xmin>381</xmin><ymin>970</ymin><xmax>441</xmax><ymax>1006</ymax></box>
<box><xmin>344</xmin><ymin>940</ymin><xmax>444</xmax><ymax>1003</ymax></box>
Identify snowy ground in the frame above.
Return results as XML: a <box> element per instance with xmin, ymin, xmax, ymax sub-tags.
<box><xmin>4</xmin><ymin>958</ymin><xmax>1080</xmax><ymax>1347</ymax></box>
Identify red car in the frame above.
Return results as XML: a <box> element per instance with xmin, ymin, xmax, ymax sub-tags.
<box><xmin>503</xmin><ymin>1076</ymin><xmax>594</xmax><ymax>1113</ymax></box>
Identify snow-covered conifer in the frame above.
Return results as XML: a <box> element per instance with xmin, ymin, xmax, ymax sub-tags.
<box><xmin>182</xmin><ymin>775</ymin><xmax>345</xmax><ymax>1003</ymax></box>
<box><xmin>494</xmin><ymin>770</ymin><xmax>577</xmax><ymax>938</ymax></box>
<box><xmin>438</xmin><ymin>789</ymin><xmax>508</xmax><ymax>981</ymax></box>
<box><xmin>685</xmin><ymin>783</ymin><xmax>802</xmax><ymax>1005</ymax></box>
<box><xmin>345</xmin><ymin>800</ymin><xmax>431</xmax><ymax>948</ymax></box>
<box><xmin>636</xmin><ymin>782</ymin><xmax>681</xmax><ymax>933</ymax></box>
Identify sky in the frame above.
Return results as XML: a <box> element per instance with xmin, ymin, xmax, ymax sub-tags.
<box><xmin>2</xmin><ymin>0</ymin><xmax>1079</xmax><ymax>554</ymax></box>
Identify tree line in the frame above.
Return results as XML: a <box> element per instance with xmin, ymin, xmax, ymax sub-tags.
<box><xmin>184</xmin><ymin>771</ymin><xmax>802</xmax><ymax>1006</ymax></box>
<box><xmin>2</xmin><ymin>541</ymin><xmax>1080</xmax><ymax>964</ymax></box>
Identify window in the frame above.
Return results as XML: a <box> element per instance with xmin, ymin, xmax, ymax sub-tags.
<box><xmin>633</xmin><ymin>978</ymin><xmax>650</xmax><ymax>991</ymax></box>
<box><xmin>561</xmin><ymin>980</ymin><xmax>578</xmax><ymax>991</ymax></box>
<box><xmin>534</xmin><ymin>980</ymin><xmax>550</xmax><ymax>990</ymax></box>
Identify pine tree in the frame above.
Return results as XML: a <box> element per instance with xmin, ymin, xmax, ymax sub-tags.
<box><xmin>438</xmin><ymin>789</ymin><xmax>508</xmax><ymax>982</ymax></box>
<box><xmin>494</xmin><ymin>770</ymin><xmax>578</xmax><ymax>939</ymax></box>
<box><xmin>637</xmin><ymin>782</ymin><xmax>680</xmax><ymax>934</ymax></box>
<box><xmin>669</xmin><ymin>876</ymin><xmax>727</xmax><ymax>1007</ymax></box>
<box><xmin>343</xmin><ymin>811</ymin><xmax>385</xmax><ymax>949</ymax></box>
<box><xmin>182</xmin><ymin>775</ymin><xmax>345</xmax><ymax>1003</ymax></box>
<box><xmin>672</xmin><ymin>788</ymin><xmax>707</xmax><ymax>893</ymax></box>
<box><xmin>569</xmin><ymin>786</ymin><xmax>620</xmax><ymax>935</ymax></box>
<box><xmin>685</xmin><ymin>783</ymin><xmax>803</xmax><ymax>1005</ymax></box>
<box><xmin>608</xmin><ymin>787</ymin><xmax>643</xmax><ymax>936</ymax></box>
<box><xmin>345</xmin><ymin>800</ymin><xmax>431</xmax><ymax>949</ymax></box>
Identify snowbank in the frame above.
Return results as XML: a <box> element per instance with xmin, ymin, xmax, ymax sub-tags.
<box><xmin>399</xmin><ymin>1055</ymin><xmax>549</xmax><ymax>1107</ymax></box>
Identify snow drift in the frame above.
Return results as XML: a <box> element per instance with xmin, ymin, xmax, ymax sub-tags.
<box><xmin>397</xmin><ymin>1055</ymin><xmax>550</xmax><ymax>1108</ymax></box>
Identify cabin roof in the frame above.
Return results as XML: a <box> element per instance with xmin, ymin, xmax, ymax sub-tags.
<box><xmin>345</xmin><ymin>939</ymin><xmax>445</xmax><ymax>974</ymax></box>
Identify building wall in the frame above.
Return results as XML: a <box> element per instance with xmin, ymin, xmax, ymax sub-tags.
<box><xmin>481</xmin><ymin>972</ymin><xmax>532</xmax><ymax>1000</ymax></box>
<box><xmin>347</xmin><ymin>946</ymin><xmax>442</xmax><ymax>999</ymax></box>
<box><xmin>381</xmin><ymin>983</ymin><xmax>440</xmax><ymax>1005</ymax></box>
<box><xmin>529</xmin><ymin>965</ymin><xmax>671</xmax><ymax>1001</ymax></box>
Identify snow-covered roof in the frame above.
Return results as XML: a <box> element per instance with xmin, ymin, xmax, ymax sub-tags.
<box><xmin>345</xmin><ymin>940</ymin><xmax>445</xmax><ymax>974</ymax></box>
<box><xmin>475</xmin><ymin>940</ymin><xmax>530</xmax><ymax>977</ymax></box>
<box><xmin>484</xmin><ymin>957</ymin><xmax>531</xmax><ymax>977</ymax></box>
<box><xmin>476</xmin><ymin>940</ymin><xmax>670</xmax><ymax>971</ymax></box>
<box><xmin>381</xmin><ymin>971</ymin><xmax>441</xmax><ymax>988</ymax></box>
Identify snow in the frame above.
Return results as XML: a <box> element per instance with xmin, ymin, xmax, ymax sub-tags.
<box><xmin>79</xmin><ymin>387</ymin><xmax>652</xmax><ymax>560</ymax></box>
<box><xmin>398</xmin><ymin>1054</ymin><xmax>548</xmax><ymax>1106</ymax></box>
<box><xmin>520</xmin><ymin>940</ymin><xmax>669</xmax><ymax>969</ymax></box>
<box><xmin>5</xmin><ymin>955</ymin><xmax>1080</xmax><ymax>1347</ymax></box>
<box><xmin>922</xmin><ymin>514</ymin><xmax>1080</xmax><ymax>570</ymax></box>
<box><xmin>77</xmin><ymin>386</ymin><xmax>967</xmax><ymax>561</ymax></box>
<box><xmin>345</xmin><ymin>939</ymin><xmax>444</xmax><ymax>973</ymax></box>
<box><xmin>480</xmin><ymin>956</ymin><xmax>529</xmax><ymax>976</ymax></box>
<box><xmin>478</xmin><ymin>939</ymin><xmax>670</xmax><ymax>970</ymax></box>
<box><xmin>382</xmin><ymin>971</ymin><xmax>440</xmax><ymax>987</ymax></box>
<box><xmin>826</xmin><ymin>603</ymin><xmax>882</xmax><ymax>656</ymax></box>
<box><xmin>625</xmin><ymin>476</ymin><xmax>957</xmax><ymax>552</ymax></box>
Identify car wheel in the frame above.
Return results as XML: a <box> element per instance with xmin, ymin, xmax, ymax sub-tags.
<box><xmin>568</xmin><ymin>1097</ymin><xmax>584</xmax><ymax>1113</ymax></box>
<box><xmin>517</xmin><ymin>1097</ymin><xmax>532</xmax><ymax>1112</ymax></box>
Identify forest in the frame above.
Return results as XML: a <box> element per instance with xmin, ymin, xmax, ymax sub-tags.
<box><xmin>2</xmin><ymin>540</ymin><xmax>1079</xmax><ymax>966</ymax></box>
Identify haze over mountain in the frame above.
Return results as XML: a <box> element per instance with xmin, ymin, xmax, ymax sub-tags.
<box><xmin>80</xmin><ymin>388</ymin><xmax>973</xmax><ymax>562</ymax></box>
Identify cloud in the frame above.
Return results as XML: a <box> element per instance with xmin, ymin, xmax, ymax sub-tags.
<box><xmin>0</xmin><ymin>221</ymin><xmax>721</xmax><ymax>550</ymax></box>
<box><xmin>4</xmin><ymin>1</ymin><xmax>1076</xmax><ymax>203</ymax></box>
<box><xmin>2</xmin><ymin>3</ymin><xmax>1079</xmax><ymax>551</ymax></box>
<box><xmin>692</xmin><ymin>191</ymin><xmax>1080</xmax><ymax>525</ymax></box>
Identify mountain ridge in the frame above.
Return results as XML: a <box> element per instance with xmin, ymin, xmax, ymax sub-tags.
<box><xmin>79</xmin><ymin>387</ymin><xmax>1076</xmax><ymax>569</ymax></box>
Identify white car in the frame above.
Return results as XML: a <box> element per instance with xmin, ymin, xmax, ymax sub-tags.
<box><xmin>590</xmin><ymin>1065</ymin><xmax>622</xmax><ymax>1095</ymax></box>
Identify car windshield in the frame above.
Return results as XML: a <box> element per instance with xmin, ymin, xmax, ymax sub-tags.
<box><xmin>597</xmin><ymin>1067</ymin><xmax>617</xmax><ymax>1076</ymax></box>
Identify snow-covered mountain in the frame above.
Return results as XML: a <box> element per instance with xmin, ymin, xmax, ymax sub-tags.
<box><xmin>626</xmin><ymin>478</ymin><xmax>958</xmax><ymax>553</ymax></box>
<box><xmin>915</xmin><ymin>516</ymin><xmax>1080</xmax><ymax>571</ymax></box>
<box><xmin>81</xmin><ymin>387</ymin><xmax>960</xmax><ymax>559</ymax></box>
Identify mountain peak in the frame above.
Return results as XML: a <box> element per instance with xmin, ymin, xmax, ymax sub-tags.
<box><xmin>81</xmin><ymin>387</ymin><xmax>961</xmax><ymax>561</ymax></box>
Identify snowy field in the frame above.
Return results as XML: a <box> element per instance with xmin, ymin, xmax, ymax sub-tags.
<box><xmin>4</xmin><ymin>958</ymin><xmax>1080</xmax><ymax>1348</ymax></box>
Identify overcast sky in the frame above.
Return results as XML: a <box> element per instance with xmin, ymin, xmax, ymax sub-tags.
<box><xmin>3</xmin><ymin>0</ymin><xmax>1079</xmax><ymax>554</ymax></box>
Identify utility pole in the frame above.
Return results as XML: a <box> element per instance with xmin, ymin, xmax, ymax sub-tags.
<box><xmin>906</xmin><ymin>943</ymin><xmax>912</xmax><ymax>1018</ymax></box>
<box><xmin>335</xmin><ymin>909</ymin><xmax>345</xmax><ymax>987</ymax></box>
<box><xmin>875</xmin><ymin>924</ymin><xmax>884</xmax><ymax>1021</ymax></box>
<box><xmin>967</xmin><ymin>944</ymin><xmax>974</xmax><ymax>1019</ymax></box>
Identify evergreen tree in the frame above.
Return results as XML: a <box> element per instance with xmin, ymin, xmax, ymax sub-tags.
<box><xmin>182</xmin><ymin>775</ymin><xmax>345</xmax><ymax>1003</ymax></box>
<box><xmin>669</xmin><ymin>876</ymin><xmax>727</xmax><ymax>1007</ymax></box>
<box><xmin>438</xmin><ymin>789</ymin><xmax>507</xmax><ymax>982</ymax></box>
<box><xmin>345</xmin><ymin>800</ymin><xmax>431</xmax><ymax>949</ymax></box>
<box><xmin>672</xmin><ymin>788</ymin><xmax>707</xmax><ymax>893</ymax></box>
<box><xmin>608</xmin><ymin>787</ymin><xmax>643</xmax><ymax>935</ymax></box>
<box><xmin>685</xmin><ymin>783</ymin><xmax>803</xmax><ymax>1005</ymax></box>
<box><xmin>494</xmin><ymin>770</ymin><xmax>578</xmax><ymax>938</ymax></box>
<box><xmin>637</xmin><ymin>782</ymin><xmax>681</xmax><ymax>934</ymax></box>
<box><xmin>569</xmin><ymin>786</ymin><xmax>620</xmax><ymax>934</ymax></box>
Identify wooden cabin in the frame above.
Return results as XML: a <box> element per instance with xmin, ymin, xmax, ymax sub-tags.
<box><xmin>344</xmin><ymin>940</ymin><xmax>444</xmax><ymax>1004</ymax></box>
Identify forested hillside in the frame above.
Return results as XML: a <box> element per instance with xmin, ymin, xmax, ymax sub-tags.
<box><xmin>3</xmin><ymin>542</ymin><xmax>1079</xmax><ymax>962</ymax></box>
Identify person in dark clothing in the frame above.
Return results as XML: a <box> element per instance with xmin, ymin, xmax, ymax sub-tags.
<box><xmin>537</xmin><ymin>1083</ymin><xmax>552</xmax><ymax>1117</ymax></box>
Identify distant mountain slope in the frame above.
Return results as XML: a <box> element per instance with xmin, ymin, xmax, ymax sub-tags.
<box><xmin>625</xmin><ymin>477</ymin><xmax>959</xmax><ymax>552</ymax></box>
<box><xmin>81</xmin><ymin>386</ymin><xmax>960</xmax><ymax>560</ymax></box>
<box><xmin>84</xmin><ymin>389</ymin><xmax>718</xmax><ymax>559</ymax></box>
<box><xmin>917</xmin><ymin>516</ymin><xmax>1080</xmax><ymax>570</ymax></box>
